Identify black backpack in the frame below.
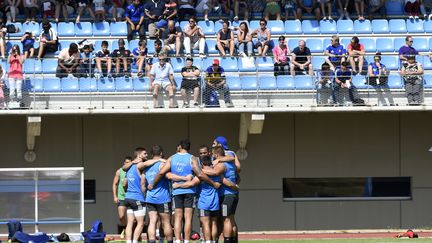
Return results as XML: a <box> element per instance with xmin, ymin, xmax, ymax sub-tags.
<box><xmin>7</xmin><ymin>220</ymin><xmax>22</xmax><ymax>240</ymax></box>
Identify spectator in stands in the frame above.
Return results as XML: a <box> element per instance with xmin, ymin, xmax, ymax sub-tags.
<box><xmin>421</xmin><ymin>0</ymin><xmax>432</xmax><ymax>19</ymax></box>
<box><xmin>111</xmin><ymin>38</ymin><xmax>132</xmax><ymax>78</ymax></box>
<box><xmin>162</xmin><ymin>20</ymin><xmax>182</xmax><ymax>57</ymax></box>
<box><xmin>336</xmin><ymin>0</ymin><xmax>350</xmax><ymax>20</ymax></box>
<box><xmin>125</xmin><ymin>0</ymin><xmax>146</xmax><ymax>41</ymax></box>
<box><xmin>347</xmin><ymin>36</ymin><xmax>365</xmax><ymax>74</ymax></box>
<box><xmin>181</xmin><ymin>57</ymin><xmax>201</xmax><ymax>107</ymax></box>
<box><xmin>354</xmin><ymin>0</ymin><xmax>365</xmax><ymax>20</ymax></box>
<box><xmin>399</xmin><ymin>36</ymin><xmax>418</xmax><ymax>67</ymax></box>
<box><xmin>195</xmin><ymin>0</ymin><xmax>212</xmax><ymax>22</ymax></box>
<box><xmin>400</xmin><ymin>55</ymin><xmax>424</xmax><ymax>105</ymax></box>
<box><xmin>334</xmin><ymin>61</ymin><xmax>365</xmax><ymax>105</ymax></box>
<box><xmin>55</xmin><ymin>0</ymin><xmax>74</xmax><ymax>22</ymax></box>
<box><xmin>6</xmin><ymin>0</ymin><xmax>20</xmax><ymax>23</ymax></box>
<box><xmin>251</xmin><ymin>18</ymin><xmax>273</xmax><ymax>57</ymax></box>
<box><xmin>368</xmin><ymin>0</ymin><xmax>386</xmax><ymax>20</ymax></box>
<box><xmin>273</xmin><ymin>35</ymin><xmax>290</xmax><ymax>76</ymax></box>
<box><xmin>320</xmin><ymin>0</ymin><xmax>333</xmax><ymax>20</ymax></box>
<box><xmin>94</xmin><ymin>40</ymin><xmax>113</xmax><ymax>78</ymax></box>
<box><xmin>93</xmin><ymin>0</ymin><xmax>106</xmax><ymax>22</ymax></box>
<box><xmin>316</xmin><ymin>62</ymin><xmax>334</xmax><ymax>105</ymax></box>
<box><xmin>297</xmin><ymin>0</ymin><xmax>321</xmax><ymax>21</ymax></box>
<box><xmin>283</xmin><ymin>0</ymin><xmax>298</xmax><ymax>20</ymax></box>
<box><xmin>109</xmin><ymin>0</ymin><xmax>125</xmax><ymax>22</ymax></box>
<box><xmin>368</xmin><ymin>52</ymin><xmax>389</xmax><ymax>86</ymax></box>
<box><xmin>264</xmin><ymin>0</ymin><xmax>282</xmax><ymax>20</ymax></box>
<box><xmin>183</xmin><ymin>16</ymin><xmax>206</xmax><ymax>58</ymax></box>
<box><xmin>150</xmin><ymin>51</ymin><xmax>177</xmax><ymax>108</ymax></box>
<box><xmin>132</xmin><ymin>39</ymin><xmax>147</xmax><ymax>78</ymax></box>
<box><xmin>177</xmin><ymin>0</ymin><xmax>196</xmax><ymax>21</ymax></box>
<box><xmin>23</xmin><ymin>0</ymin><xmax>38</xmax><ymax>23</ymax></box>
<box><xmin>325</xmin><ymin>35</ymin><xmax>346</xmax><ymax>71</ymax></box>
<box><xmin>291</xmin><ymin>40</ymin><xmax>313</xmax><ymax>76</ymax></box>
<box><xmin>235</xmin><ymin>22</ymin><xmax>253</xmax><ymax>57</ymax></box>
<box><xmin>56</xmin><ymin>43</ymin><xmax>80</xmax><ymax>78</ymax></box>
<box><xmin>160</xmin><ymin>0</ymin><xmax>178</xmax><ymax>26</ymax></box>
<box><xmin>406</xmin><ymin>0</ymin><xmax>421</xmax><ymax>19</ymax></box>
<box><xmin>37</xmin><ymin>21</ymin><xmax>59</xmax><ymax>59</ymax></box>
<box><xmin>233</xmin><ymin>0</ymin><xmax>248</xmax><ymax>21</ymax></box>
<box><xmin>42</xmin><ymin>0</ymin><xmax>55</xmax><ymax>19</ymax></box>
<box><xmin>79</xmin><ymin>44</ymin><xmax>93</xmax><ymax>78</ymax></box>
<box><xmin>0</xmin><ymin>21</ymin><xmax>6</xmax><ymax>59</ymax></box>
<box><xmin>7</xmin><ymin>45</ymin><xmax>24</xmax><ymax>103</ymax></box>
<box><xmin>0</xmin><ymin>64</ymin><xmax>4</xmax><ymax>109</ymax></box>
<box><xmin>21</xmin><ymin>32</ymin><xmax>35</xmax><ymax>59</ymax></box>
<box><xmin>0</xmin><ymin>2</ymin><xmax>6</xmax><ymax>22</ymax></box>
<box><xmin>145</xmin><ymin>0</ymin><xmax>165</xmax><ymax>39</ymax></box>
<box><xmin>146</xmin><ymin>39</ymin><xmax>164</xmax><ymax>76</ymax></box>
<box><xmin>216</xmin><ymin>20</ymin><xmax>235</xmax><ymax>57</ymax></box>
<box><xmin>204</xmin><ymin>59</ymin><xmax>233</xmax><ymax>107</ymax></box>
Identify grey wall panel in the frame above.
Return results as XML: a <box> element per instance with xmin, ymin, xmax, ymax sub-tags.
<box><xmin>401</xmin><ymin>188</ymin><xmax>432</xmax><ymax>228</ymax></box>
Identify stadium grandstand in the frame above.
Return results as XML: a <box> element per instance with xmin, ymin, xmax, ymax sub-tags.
<box><xmin>2</xmin><ymin>0</ymin><xmax>432</xmax><ymax>239</ymax></box>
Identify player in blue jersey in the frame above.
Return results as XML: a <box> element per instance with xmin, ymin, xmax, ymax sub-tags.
<box><xmin>325</xmin><ymin>35</ymin><xmax>347</xmax><ymax>71</ymax></box>
<box><xmin>149</xmin><ymin>138</ymin><xmax>220</xmax><ymax>243</ymax></box>
<box><xmin>145</xmin><ymin>145</ymin><xmax>173</xmax><ymax>243</ymax></box>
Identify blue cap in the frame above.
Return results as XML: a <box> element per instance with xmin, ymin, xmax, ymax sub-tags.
<box><xmin>215</xmin><ymin>136</ymin><xmax>228</xmax><ymax>150</ymax></box>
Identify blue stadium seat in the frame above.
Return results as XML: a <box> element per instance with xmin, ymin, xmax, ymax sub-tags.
<box><xmin>129</xmin><ymin>39</ymin><xmax>139</xmax><ymax>51</ymax></box>
<box><xmin>214</xmin><ymin>20</ymin><xmax>227</xmax><ymax>32</ymax></box>
<box><xmin>336</xmin><ymin>20</ymin><xmax>354</xmax><ymax>34</ymax></box>
<box><xmin>249</xmin><ymin>20</ymin><xmax>260</xmax><ymax>31</ymax></box>
<box><xmin>202</xmin><ymin>57</ymin><xmax>215</xmax><ymax>71</ymax></box>
<box><xmin>288</xmin><ymin>38</ymin><xmax>301</xmax><ymax>51</ymax></box>
<box><xmin>285</xmin><ymin>20</ymin><xmax>302</xmax><ymax>34</ymax></box>
<box><xmin>133</xmin><ymin>77</ymin><xmax>150</xmax><ymax>91</ymax></box>
<box><xmin>97</xmin><ymin>77</ymin><xmax>115</xmax><ymax>91</ymax></box>
<box><xmin>361</xmin><ymin>38</ymin><xmax>376</xmax><ymax>52</ymax></box>
<box><xmin>413</xmin><ymin>37</ymin><xmax>429</xmax><ymax>52</ymax></box>
<box><xmin>393</xmin><ymin>37</ymin><xmax>405</xmax><ymax>52</ymax></box>
<box><xmin>198</xmin><ymin>21</ymin><xmax>215</xmax><ymax>35</ymax></box>
<box><xmin>340</xmin><ymin>38</ymin><xmax>351</xmax><ymax>50</ymax></box>
<box><xmin>30</xmin><ymin>79</ymin><xmax>43</xmax><ymax>92</ymax></box>
<box><xmin>422</xmin><ymin>55</ymin><xmax>432</xmax><ymax>70</ymax></box>
<box><xmin>238</xmin><ymin>57</ymin><xmax>256</xmax><ymax>72</ymax></box>
<box><xmin>424</xmin><ymin>74</ymin><xmax>432</xmax><ymax>88</ymax></box>
<box><xmin>22</xmin><ymin>22</ymin><xmax>40</xmax><ymax>36</ymax></box>
<box><xmin>174</xmin><ymin>75</ymin><xmax>182</xmax><ymax>88</ymax></box>
<box><xmin>110</xmin><ymin>22</ymin><xmax>127</xmax><ymax>36</ymax></box>
<box><xmin>376</xmin><ymin>38</ymin><xmax>394</xmax><ymax>52</ymax></box>
<box><xmin>294</xmin><ymin>75</ymin><xmax>314</xmax><ymax>90</ymax></box>
<box><xmin>386</xmin><ymin>0</ymin><xmax>404</xmax><ymax>15</ymax></box>
<box><xmin>43</xmin><ymin>78</ymin><xmax>61</xmax><ymax>92</ymax></box>
<box><xmin>75</xmin><ymin>22</ymin><xmax>92</xmax><ymax>36</ymax></box>
<box><xmin>387</xmin><ymin>75</ymin><xmax>404</xmax><ymax>89</ymax></box>
<box><xmin>226</xmin><ymin>75</ymin><xmax>241</xmax><ymax>90</ymax></box>
<box><xmin>302</xmin><ymin>20</ymin><xmax>320</xmax><ymax>34</ymax></box>
<box><xmin>354</xmin><ymin>20</ymin><xmax>372</xmax><ymax>34</ymax></box>
<box><xmin>7</xmin><ymin>22</ymin><xmax>22</xmax><ymax>37</ymax></box>
<box><xmin>115</xmin><ymin>77</ymin><xmax>134</xmax><ymax>92</ymax></box>
<box><xmin>380</xmin><ymin>56</ymin><xmax>399</xmax><ymax>70</ymax></box>
<box><xmin>205</xmin><ymin>39</ymin><xmax>219</xmax><ymax>55</ymax></box>
<box><xmin>240</xmin><ymin>76</ymin><xmax>258</xmax><ymax>90</ymax></box>
<box><xmin>311</xmin><ymin>56</ymin><xmax>326</xmax><ymax>70</ymax></box>
<box><xmin>23</xmin><ymin>59</ymin><xmax>42</xmax><ymax>74</ymax></box>
<box><xmin>6</xmin><ymin>41</ymin><xmax>23</xmax><ymax>53</ymax></box>
<box><xmin>256</xmin><ymin>57</ymin><xmax>274</xmax><ymax>72</ymax></box>
<box><xmin>146</xmin><ymin>39</ymin><xmax>156</xmax><ymax>54</ymax></box>
<box><xmin>389</xmin><ymin>19</ymin><xmax>407</xmax><ymax>33</ymax></box>
<box><xmin>93</xmin><ymin>40</ymin><xmax>112</xmax><ymax>51</ymax></box>
<box><xmin>221</xmin><ymin>57</ymin><xmax>238</xmax><ymax>72</ymax></box>
<box><xmin>371</xmin><ymin>19</ymin><xmax>389</xmax><ymax>34</ymax></box>
<box><xmin>79</xmin><ymin>78</ymin><xmax>97</xmax><ymax>92</ymax></box>
<box><xmin>58</xmin><ymin>22</ymin><xmax>75</xmax><ymax>37</ymax></box>
<box><xmin>407</xmin><ymin>19</ymin><xmax>424</xmax><ymax>33</ymax></box>
<box><xmin>42</xmin><ymin>59</ymin><xmax>58</xmax><ymax>74</ymax></box>
<box><xmin>192</xmin><ymin>57</ymin><xmax>203</xmax><ymax>70</ymax></box>
<box><xmin>306</xmin><ymin>39</ymin><xmax>323</xmax><ymax>53</ymax></box>
<box><xmin>267</xmin><ymin>20</ymin><xmax>285</xmax><ymax>35</ymax></box>
<box><xmin>259</xmin><ymin>75</ymin><xmax>276</xmax><ymax>90</ymax></box>
<box><xmin>424</xmin><ymin>20</ymin><xmax>432</xmax><ymax>33</ymax></box>
<box><xmin>111</xmin><ymin>39</ymin><xmax>129</xmax><ymax>50</ymax></box>
<box><xmin>59</xmin><ymin>40</ymin><xmax>77</xmax><ymax>50</ymax></box>
<box><xmin>179</xmin><ymin>21</ymin><xmax>189</xmax><ymax>30</ymax></box>
<box><xmin>319</xmin><ymin>20</ymin><xmax>337</xmax><ymax>34</ymax></box>
<box><xmin>171</xmin><ymin>58</ymin><xmax>185</xmax><ymax>72</ymax></box>
<box><xmin>276</xmin><ymin>75</ymin><xmax>295</xmax><ymax>90</ymax></box>
<box><xmin>93</xmin><ymin>22</ymin><xmax>110</xmax><ymax>36</ymax></box>
<box><xmin>351</xmin><ymin>75</ymin><xmax>370</xmax><ymax>89</ymax></box>
<box><xmin>61</xmin><ymin>78</ymin><xmax>79</xmax><ymax>92</ymax></box>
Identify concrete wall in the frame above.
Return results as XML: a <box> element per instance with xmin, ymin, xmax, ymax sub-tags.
<box><xmin>1</xmin><ymin>112</ymin><xmax>432</xmax><ymax>232</ymax></box>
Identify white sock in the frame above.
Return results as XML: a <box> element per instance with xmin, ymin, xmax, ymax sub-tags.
<box><xmin>126</xmin><ymin>241</ymin><xmax>132</xmax><ymax>243</ymax></box>
<box><xmin>174</xmin><ymin>240</ymin><xmax>181</xmax><ymax>243</ymax></box>
<box><xmin>132</xmin><ymin>240</ymin><xmax>138</xmax><ymax>243</ymax></box>
<box><xmin>205</xmin><ymin>241</ymin><xmax>211</xmax><ymax>243</ymax></box>
<box><xmin>210</xmin><ymin>241</ymin><xmax>216</xmax><ymax>243</ymax></box>
<box><xmin>156</xmin><ymin>229</ymin><xmax>160</xmax><ymax>237</ymax></box>
<box><xmin>184</xmin><ymin>241</ymin><xmax>190</xmax><ymax>243</ymax></box>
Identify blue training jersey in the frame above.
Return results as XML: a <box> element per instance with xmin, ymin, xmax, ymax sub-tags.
<box><xmin>125</xmin><ymin>164</ymin><xmax>145</xmax><ymax>201</ymax></box>
<box><xmin>198</xmin><ymin>174</ymin><xmax>220</xmax><ymax>211</ymax></box>
<box><xmin>171</xmin><ymin>152</ymin><xmax>196</xmax><ymax>196</ymax></box>
<box><xmin>220</xmin><ymin>150</ymin><xmax>238</xmax><ymax>196</ymax></box>
<box><xmin>145</xmin><ymin>161</ymin><xmax>171</xmax><ymax>204</ymax></box>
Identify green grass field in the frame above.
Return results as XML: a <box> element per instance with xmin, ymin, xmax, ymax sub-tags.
<box><xmin>237</xmin><ymin>240</ymin><xmax>432</xmax><ymax>243</ymax></box>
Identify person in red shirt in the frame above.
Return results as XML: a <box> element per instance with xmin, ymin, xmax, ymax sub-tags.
<box><xmin>347</xmin><ymin>36</ymin><xmax>365</xmax><ymax>74</ymax></box>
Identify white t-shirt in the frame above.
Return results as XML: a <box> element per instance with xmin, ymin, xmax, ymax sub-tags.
<box><xmin>94</xmin><ymin>0</ymin><xmax>105</xmax><ymax>11</ymax></box>
<box><xmin>150</xmin><ymin>62</ymin><xmax>174</xmax><ymax>83</ymax></box>
<box><xmin>58</xmin><ymin>48</ymin><xmax>80</xmax><ymax>65</ymax></box>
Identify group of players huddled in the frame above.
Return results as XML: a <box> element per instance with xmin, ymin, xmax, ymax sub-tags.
<box><xmin>112</xmin><ymin>136</ymin><xmax>240</xmax><ymax>243</ymax></box>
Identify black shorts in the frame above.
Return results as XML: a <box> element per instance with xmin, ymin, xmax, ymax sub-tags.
<box><xmin>199</xmin><ymin>209</ymin><xmax>219</xmax><ymax>217</ymax></box>
<box><xmin>181</xmin><ymin>78</ymin><xmax>200</xmax><ymax>90</ymax></box>
<box><xmin>173</xmin><ymin>194</ymin><xmax>196</xmax><ymax>209</ymax></box>
<box><xmin>117</xmin><ymin>199</ymin><xmax>127</xmax><ymax>207</ymax></box>
<box><xmin>45</xmin><ymin>43</ymin><xmax>59</xmax><ymax>53</ymax></box>
<box><xmin>220</xmin><ymin>194</ymin><xmax>238</xmax><ymax>217</ymax></box>
<box><xmin>124</xmin><ymin>198</ymin><xmax>146</xmax><ymax>212</ymax></box>
<box><xmin>147</xmin><ymin>202</ymin><xmax>172</xmax><ymax>214</ymax></box>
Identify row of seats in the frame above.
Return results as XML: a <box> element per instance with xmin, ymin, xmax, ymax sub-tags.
<box><xmin>8</xmin><ymin>18</ymin><xmax>432</xmax><ymax>39</ymax></box>
<box><xmin>20</xmin><ymin>74</ymin><xmax>432</xmax><ymax>93</ymax></box>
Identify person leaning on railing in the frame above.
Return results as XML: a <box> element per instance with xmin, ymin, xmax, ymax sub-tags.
<box><xmin>367</xmin><ymin>52</ymin><xmax>389</xmax><ymax>86</ymax></box>
<box><xmin>203</xmin><ymin>59</ymin><xmax>233</xmax><ymax>108</ymax></box>
<box><xmin>56</xmin><ymin>43</ymin><xmax>81</xmax><ymax>79</ymax></box>
<box><xmin>316</xmin><ymin>62</ymin><xmax>334</xmax><ymax>105</ymax></box>
<box><xmin>180</xmin><ymin>57</ymin><xmax>201</xmax><ymax>108</ymax></box>
<box><xmin>400</xmin><ymin>55</ymin><xmax>424</xmax><ymax>105</ymax></box>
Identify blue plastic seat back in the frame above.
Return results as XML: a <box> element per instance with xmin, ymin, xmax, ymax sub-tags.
<box><xmin>93</xmin><ymin>40</ymin><xmax>112</xmax><ymax>52</ymax></box>
<box><xmin>115</xmin><ymin>76</ymin><xmax>134</xmax><ymax>92</ymax></box>
<box><xmin>276</xmin><ymin>75</ymin><xmax>295</xmax><ymax>90</ymax></box>
<box><xmin>60</xmin><ymin>40</ymin><xmax>77</xmax><ymax>50</ymax></box>
<box><xmin>43</xmin><ymin>78</ymin><xmax>61</xmax><ymax>92</ymax></box>
<box><xmin>413</xmin><ymin>37</ymin><xmax>429</xmax><ymax>52</ymax></box>
<box><xmin>386</xmin><ymin>0</ymin><xmax>404</xmax><ymax>15</ymax></box>
<box><xmin>302</xmin><ymin>20</ymin><xmax>320</xmax><ymax>34</ymax></box>
<box><xmin>249</xmin><ymin>20</ymin><xmax>260</xmax><ymax>31</ymax></box>
<box><xmin>111</xmin><ymin>39</ymin><xmax>129</xmax><ymax>50</ymax></box>
<box><xmin>351</xmin><ymin>75</ymin><xmax>369</xmax><ymax>89</ymax></box>
<box><xmin>240</xmin><ymin>76</ymin><xmax>258</xmax><ymax>90</ymax></box>
<box><xmin>425</xmin><ymin>20</ymin><xmax>432</xmax><ymax>33</ymax></box>
<box><xmin>31</xmin><ymin>78</ymin><xmax>44</xmax><ymax>92</ymax></box>
<box><xmin>221</xmin><ymin>57</ymin><xmax>238</xmax><ymax>72</ymax></box>
<box><xmin>294</xmin><ymin>75</ymin><xmax>314</xmax><ymax>90</ymax></box>
<box><xmin>340</xmin><ymin>38</ymin><xmax>351</xmax><ymax>51</ymax></box>
<box><xmin>323</xmin><ymin>39</ymin><xmax>331</xmax><ymax>49</ymax></box>
<box><xmin>198</xmin><ymin>21</ymin><xmax>215</xmax><ymax>35</ymax></box>
<box><xmin>312</xmin><ymin>56</ymin><xmax>326</xmax><ymax>70</ymax></box>
<box><xmin>387</xmin><ymin>75</ymin><xmax>404</xmax><ymax>89</ymax></box>
<box><xmin>238</xmin><ymin>57</ymin><xmax>256</xmax><ymax>72</ymax></box>
<box><xmin>75</xmin><ymin>22</ymin><xmax>93</xmax><ymax>36</ymax></box>
<box><xmin>380</xmin><ymin>56</ymin><xmax>399</xmax><ymax>70</ymax></box>
<box><xmin>58</xmin><ymin>22</ymin><xmax>75</xmax><ymax>37</ymax></box>
<box><xmin>372</xmin><ymin>19</ymin><xmax>389</xmax><ymax>34</ymax></box>
<box><xmin>361</xmin><ymin>38</ymin><xmax>376</xmax><ymax>53</ymax></box>
<box><xmin>192</xmin><ymin>57</ymin><xmax>203</xmax><ymax>70</ymax></box>
<box><xmin>354</xmin><ymin>20</ymin><xmax>372</xmax><ymax>34</ymax></box>
<box><xmin>93</xmin><ymin>21</ymin><xmax>110</xmax><ymax>36</ymax></box>
<box><xmin>97</xmin><ymin>77</ymin><xmax>115</xmax><ymax>92</ymax></box>
<box><xmin>393</xmin><ymin>37</ymin><xmax>405</xmax><ymax>52</ymax></box>
<box><xmin>205</xmin><ymin>39</ymin><xmax>218</xmax><ymax>55</ymax></box>
<box><xmin>171</xmin><ymin>57</ymin><xmax>185</xmax><ymax>72</ymax></box>
<box><xmin>179</xmin><ymin>21</ymin><xmax>189</xmax><ymax>30</ymax></box>
<box><xmin>42</xmin><ymin>59</ymin><xmax>58</xmax><ymax>74</ymax></box>
<box><xmin>146</xmin><ymin>39</ymin><xmax>156</xmax><ymax>54</ymax></box>
<box><xmin>424</xmin><ymin>74</ymin><xmax>432</xmax><ymax>88</ymax></box>
<box><xmin>389</xmin><ymin>19</ymin><xmax>407</xmax><ymax>33</ymax></box>
<box><xmin>285</xmin><ymin>20</ymin><xmax>302</xmax><ymax>34</ymax></box>
<box><xmin>226</xmin><ymin>75</ymin><xmax>241</xmax><ymax>90</ymax></box>
<box><xmin>376</xmin><ymin>38</ymin><xmax>394</xmax><ymax>52</ymax></box>
<box><xmin>61</xmin><ymin>78</ymin><xmax>79</xmax><ymax>92</ymax></box>
<box><xmin>259</xmin><ymin>75</ymin><xmax>276</xmax><ymax>90</ymax></box>
<box><xmin>267</xmin><ymin>20</ymin><xmax>285</xmax><ymax>35</ymax></box>
<box><xmin>214</xmin><ymin>20</ymin><xmax>229</xmax><ymax>32</ymax></box>
<box><xmin>110</xmin><ymin>22</ymin><xmax>127</xmax><ymax>36</ymax></box>
<box><xmin>129</xmin><ymin>39</ymin><xmax>139</xmax><ymax>51</ymax></box>
<box><xmin>256</xmin><ymin>57</ymin><xmax>274</xmax><ymax>72</ymax></box>
<box><xmin>306</xmin><ymin>39</ymin><xmax>323</xmax><ymax>53</ymax></box>
<box><xmin>422</xmin><ymin>55</ymin><xmax>432</xmax><ymax>70</ymax></box>
<box><xmin>22</xmin><ymin>22</ymin><xmax>40</xmax><ymax>36</ymax></box>
<box><xmin>24</xmin><ymin>59</ymin><xmax>42</xmax><ymax>74</ymax></box>
<box><xmin>336</xmin><ymin>20</ymin><xmax>354</xmax><ymax>34</ymax></box>
<box><xmin>133</xmin><ymin>77</ymin><xmax>150</xmax><ymax>91</ymax></box>
<box><xmin>288</xmin><ymin>38</ymin><xmax>300</xmax><ymax>51</ymax></box>
<box><xmin>407</xmin><ymin>19</ymin><xmax>424</xmax><ymax>33</ymax></box>
<box><xmin>319</xmin><ymin>20</ymin><xmax>337</xmax><ymax>34</ymax></box>
<box><xmin>8</xmin><ymin>22</ymin><xmax>23</xmax><ymax>37</ymax></box>
<box><xmin>6</xmin><ymin>41</ymin><xmax>23</xmax><ymax>53</ymax></box>
<box><xmin>79</xmin><ymin>77</ymin><xmax>97</xmax><ymax>92</ymax></box>
<box><xmin>202</xmin><ymin>57</ymin><xmax>219</xmax><ymax>72</ymax></box>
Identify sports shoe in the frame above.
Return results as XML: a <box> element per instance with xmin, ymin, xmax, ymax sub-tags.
<box><xmin>199</xmin><ymin>53</ymin><xmax>206</xmax><ymax>58</ymax></box>
<box><xmin>120</xmin><ymin>229</ymin><xmax>125</xmax><ymax>239</ymax></box>
<box><xmin>234</xmin><ymin>16</ymin><xmax>239</xmax><ymax>21</ymax></box>
<box><xmin>94</xmin><ymin>69</ymin><xmax>101</xmax><ymax>79</ymax></box>
<box><xmin>182</xmin><ymin>103</ymin><xmax>189</xmax><ymax>108</ymax></box>
<box><xmin>193</xmin><ymin>102</ymin><xmax>199</xmax><ymax>107</ymax></box>
<box><xmin>226</xmin><ymin>102</ymin><xmax>234</xmax><ymax>108</ymax></box>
